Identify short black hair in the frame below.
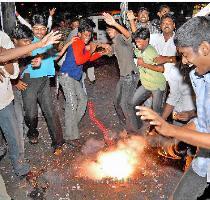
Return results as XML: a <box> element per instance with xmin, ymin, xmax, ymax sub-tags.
<box><xmin>11</xmin><ymin>24</ymin><xmax>33</xmax><ymax>40</ymax></box>
<box><xmin>78</xmin><ymin>18</ymin><xmax>95</xmax><ymax>33</ymax></box>
<box><xmin>138</xmin><ymin>7</ymin><xmax>149</xmax><ymax>14</ymax></box>
<box><xmin>31</xmin><ymin>14</ymin><xmax>47</xmax><ymax>27</ymax></box>
<box><xmin>71</xmin><ymin>17</ymin><xmax>79</xmax><ymax>24</ymax></box>
<box><xmin>161</xmin><ymin>14</ymin><xmax>176</xmax><ymax>24</ymax></box>
<box><xmin>133</xmin><ymin>27</ymin><xmax>150</xmax><ymax>40</ymax></box>
<box><xmin>159</xmin><ymin>4</ymin><xmax>170</xmax><ymax>12</ymax></box>
<box><xmin>174</xmin><ymin>16</ymin><xmax>210</xmax><ymax>52</ymax></box>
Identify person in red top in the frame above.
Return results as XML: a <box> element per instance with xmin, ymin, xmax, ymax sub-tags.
<box><xmin>59</xmin><ymin>18</ymin><xmax>110</xmax><ymax>147</ymax></box>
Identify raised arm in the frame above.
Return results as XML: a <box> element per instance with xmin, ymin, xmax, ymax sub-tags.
<box><xmin>16</xmin><ymin>11</ymin><xmax>32</xmax><ymax>30</ymax></box>
<box><xmin>47</xmin><ymin>8</ymin><xmax>56</xmax><ymax>32</ymax></box>
<box><xmin>103</xmin><ymin>12</ymin><xmax>131</xmax><ymax>39</ymax></box>
<box><xmin>127</xmin><ymin>10</ymin><xmax>137</xmax><ymax>33</ymax></box>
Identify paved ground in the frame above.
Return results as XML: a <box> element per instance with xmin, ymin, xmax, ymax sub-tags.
<box><xmin>0</xmin><ymin>57</ymin><xmax>185</xmax><ymax>200</ymax></box>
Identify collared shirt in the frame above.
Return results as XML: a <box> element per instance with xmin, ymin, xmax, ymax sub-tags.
<box><xmin>23</xmin><ymin>36</ymin><xmax>56</xmax><ymax>78</ymax></box>
<box><xmin>190</xmin><ymin>70</ymin><xmax>210</xmax><ymax>177</ymax></box>
<box><xmin>166</xmin><ymin>66</ymin><xmax>195</xmax><ymax>113</ymax></box>
<box><xmin>0</xmin><ymin>31</ymin><xmax>19</xmax><ymax>110</ymax></box>
<box><xmin>134</xmin><ymin>45</ymin><xmax>166</xmax><ymax>91</ymax></box>
<box><xmin>149</xmin><ymin>32</ymin><xmax>177</xmax><ymax>80</ymax></box>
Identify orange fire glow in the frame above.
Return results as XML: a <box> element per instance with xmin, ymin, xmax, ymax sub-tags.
<box><xmin>78</xmin><ymin>136</ymin><xmax>146</xmax><ymax>180</ymax></box>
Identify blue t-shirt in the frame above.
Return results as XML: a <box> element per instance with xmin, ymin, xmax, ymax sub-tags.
<box><xmin>23</xmin><ymin>36</ymin><xmax>56</xmax><ymax>78</ymax></box>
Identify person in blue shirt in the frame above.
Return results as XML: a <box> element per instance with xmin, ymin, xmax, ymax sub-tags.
<box><xmin>136</xmin><ymin>16</ymin><xmax>210</xmax><ymax>200</ymax></box>
<box><xmin>21</xmin><ymin>14</ymin><xmax>64</xmax><ymax>152</ymax></box>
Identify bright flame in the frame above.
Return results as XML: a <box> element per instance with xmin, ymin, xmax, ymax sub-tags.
<box><xmin>78</xmin><ymin>136</ymin><xmax>146</xmax><ymax>180</ymax></box>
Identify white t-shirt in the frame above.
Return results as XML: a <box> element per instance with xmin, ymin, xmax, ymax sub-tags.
<box><xmin>149</xmin><ymin>32</ymin><xmax>195</xmax><ymax>112</ymax></box>
<box><xmin>0</xmin><ymin>31</ymin><xmax>19</xmax><ymax>110</ymax></box>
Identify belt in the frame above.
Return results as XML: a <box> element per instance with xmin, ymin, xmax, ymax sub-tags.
<box><xmin>120</xmin><ymin>70</ymin><xmax>138</xmax><ymax>77</ymax></box>
<box><xmin>58</xmin><ymin>72</ymin><xmax>69</xmax><ymax>77</ymax></box>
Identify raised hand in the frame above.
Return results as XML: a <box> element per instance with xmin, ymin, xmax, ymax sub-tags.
<box><xmin>49</xmin><ymin>8</ymin><xmax>56</xmax><ymax>16</ymax></box>
<box><xmin>103</xmin><ymin>12</ymin><xmax>116</xmax><ymax>26</ymax></box>
<box><xmin>40</xmin><ymin>31</ymin><xmax>62</xmax><ymax>47</ymax></box>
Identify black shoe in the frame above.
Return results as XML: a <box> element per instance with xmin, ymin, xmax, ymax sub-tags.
<box><xmin>0</xmin><ymin>147</ymin><xmax>7</xmax><ymax>161</ymax></box>
<box><xmin>89</xmin><ymin>80</ymin><xmax>96</xmax><ymax>85</ymax></box>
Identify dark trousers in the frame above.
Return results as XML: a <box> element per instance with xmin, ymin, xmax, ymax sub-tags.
<box><xmin>22</xmin><ymin>75</ymin><xmax>63</xmax><ymax>147</ymax></box>
<box><xmin>172</xmin><ymin>165</ymin><xmax>209</xmax><ymax>200</ymax></box>
<box><xmin>114</xmin><ymin>73</ymin><xmax>140</xmax><ymax>131</ymax></box>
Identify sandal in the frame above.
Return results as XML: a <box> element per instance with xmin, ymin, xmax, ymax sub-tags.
<box><xmin>29</xmin><ymin>137</ymin><xmax>39</xmax><ymax>145</ymax></box>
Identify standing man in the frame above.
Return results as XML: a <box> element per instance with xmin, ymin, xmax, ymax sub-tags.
<box><xmin>21</xmin><ymin>14</ymin><xmax>63</xmax><ymax>151</ymax></box>
<box><xmin>127</xmin><ymin>7</ymin><xmax>161</xmax><ymax>34</ymax></box>
<box><xmin>137</xmin><ymin>16</ymin><xmax>210</xmax><ymax>200</ymax></box>
<box><xmin>59</xmin><ymin>18</ymin><xmax>107</xmax><ymax>147</ymax></box>
<box><xmin>103</xmin><ymin>12</ymin><xmax>140</xmax><ymax>132</ymax></box>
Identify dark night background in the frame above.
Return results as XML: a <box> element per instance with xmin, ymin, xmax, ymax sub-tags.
<box><xmin>15</xmin><ymin>2</ymin><xmax>205</xmax><ymax>21</ymax></box>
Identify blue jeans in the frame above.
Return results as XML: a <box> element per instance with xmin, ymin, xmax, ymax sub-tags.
<box><xmin>13</xmin><ymin>87</ymin><xmax>27</xmax><ymax>160</ymax></box>
<box><xmin>114</xmin><ymin>73</ymin><xmax>140</xmax><ymax>131</ymax></box>
<box><xmin>0</xmin><ymin>102</ymin><xmax>30</xmax><ymax>176</ymax></box>
<box><xmin>132</xmin><ymin>85</ymin><xmax>164</xmax><ymax>115</ymax></box>
<box><xmin>59</xmin><ymin>75</ymin><xmax>87</xmax><ymax>140</ymax></box>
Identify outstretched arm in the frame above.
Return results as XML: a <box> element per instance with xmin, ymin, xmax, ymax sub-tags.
<box><xmin>0</xmin><ymin>31</ymin><xmax>61</xmax><ymax>63</ymax></box>
<box><xmin>56</xmin><ymin>37</ymin><xmax>77</xmax><ymax>60</ymax></box>
<box><xmin>136</xmin><ymin>106</ymin><xmax>210</xmax><ymax>149</ymax></box>
<box><xmin>103</xmin><ymin>12</ymin><xmax>131</xmax><ymax>39</ymax></box>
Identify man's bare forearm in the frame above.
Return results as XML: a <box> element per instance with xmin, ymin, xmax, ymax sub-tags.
<box><xmin>0</xmin><ymin>42</ymin><xmax>42</xmax><ymax>63</ymax></box>
<box><xmin>168</xmin><ymin>124</ymin><xmax>210</xmax><ymax>149</ymax></box>
<box><xmin>162</xmin><ymin>103</ymin><xmax>174</xmax><ymax>120</ymax></box>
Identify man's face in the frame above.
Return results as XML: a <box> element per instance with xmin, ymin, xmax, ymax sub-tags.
<box><xmin>59</xmin><ymin>21</ymin><xmax>65</xmax><ymax>28</ymax></box>
<box><xmin>138</xmin><ymin>10</ymin><xmax>149</xmax><ymax>24</ymax></box>
<box><xmin>106</xmin><ymin>27</ymin><xmax>118</xmax><ymax>39</ymax></box>
<box><xmin>178</xmin><ymin>45</ymin><xmax>210</xmax><ymax>75</ymax></box>
<box><xmin>159</xmin><ymin>7</ymin><xmax>170</xmax><ymax>18</ymax></box>
<box><xmin>135</xmin><ymin>38</ymin><xmax>149</xmax><ymax>50</ymax></box>
<box><xmin>80</xmin><ymin>31</ymin><xmax>92</xmax><ymax>44</ymax></box>
<box><xmin>71</xmin><ymin>21</ymin><xmax>79</xmax><ymax>29</ymax></box>
<box><xmin>14</xmin><ymin>38</ymin><xmax>32</xmax><ymax>57</ymax></box>
<box><xmin>15</xmin><ymin>38</ymin><xmax>32</xmax><ymax>47</ymax></box>
<box><xmin>161</xmin><ymin>17</ymin><xmax>175</xmax><ymax>34</ymax></box>
<box><xmin>32</xmin><ymin>24</ymin><xmax>47</xmax><ymax>39</ymax></box>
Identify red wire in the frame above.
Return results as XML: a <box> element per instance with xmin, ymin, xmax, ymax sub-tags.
<box><xmin>88</xmin><ymin>101</ymin><xmax>113</xmax><ymax>146</ymax></box>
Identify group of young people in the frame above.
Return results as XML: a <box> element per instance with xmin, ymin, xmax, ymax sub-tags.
<box><xmin>0</xmin><ymin>4</ymin><xmax>210</xmax><ymax>200</ymax></box>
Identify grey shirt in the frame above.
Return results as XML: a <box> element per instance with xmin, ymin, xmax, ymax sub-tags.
<box><xmin>112</xmin><ymin>34</ymin><xmax>138</xmax><ymax>77</ymax></box>
<box><xmin>57</xmin><ymin>28</ymin><xmax>78</xmax><ymax>66</ymax></box>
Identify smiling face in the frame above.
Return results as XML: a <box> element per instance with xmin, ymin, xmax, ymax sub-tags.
<box><xmin>79</xmin><ymin>31</ymin><xmax>92</xmax><ymax>44</ymax></box>
<box><xmin>135</xmin><ymin>38</ymin><xmax>149</xmax><ymax>50</ymax></box>
<box><xmin>158</xmin><ymin>7</ymin><xmax>170</xmax><ymax>18</ymax></box>
<box><xmin>32</xmin><ymin>24</ymin><xmax>47</xmax><ymax>39</ymax></box>
<box><xmin>161</xmin><ymin>17</ymin><xmax>175</xmax><ymax>34</ymax></box>
<box><xmin>106</xmin><ymin>27</ymin><xmax>118</xmax><ymax>39</ymax></box>
<box><xmin>138</xmin><ymin>10</ymin><xmax>149</xmax><ymax>24</ymax></box>
<box><xmin>178</xmin><ymin>42</ymin><xmax>210</xmax><ymax>75</ymax></box>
